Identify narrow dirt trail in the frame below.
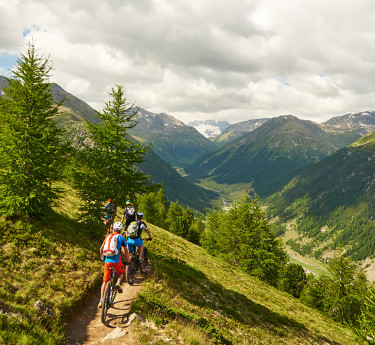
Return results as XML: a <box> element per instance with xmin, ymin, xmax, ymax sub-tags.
<box><xmin>65</xmin><ymin>267</ymin><xmax>150</xmax><ymax>345</ymax></box>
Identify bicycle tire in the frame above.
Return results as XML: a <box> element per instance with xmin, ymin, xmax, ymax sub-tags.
<box><xmin>127</xmin><ymin>256</ymin><xmax>137</xmax><ymax>285</ymax></box>
<box><xmin>110</xmin><ymin>272</ymin><xmax>118</xmax><ymax>306</ymax></box>
<box><xmin>140</xmin><ymin>247</ymin><xmax>148</xmax><ymax>274</ymax></box>
<box><xmin>101</xmin><ymin>281</ymin><xmax>111</xmax><ymax>324</ymax></box>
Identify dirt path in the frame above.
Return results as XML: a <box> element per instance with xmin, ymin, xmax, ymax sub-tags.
<box><xmin>65</xmin><ymin>266</ymin><xmax>150</xmax><ymax>345</ymax></box>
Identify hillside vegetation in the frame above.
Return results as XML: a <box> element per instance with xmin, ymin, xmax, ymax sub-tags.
<box><xmin>0</xmin><ymin>182</ymin><xmax>104</xmax><ymax>344</ymax></box>
<box><xmin>266</xmin><ymin>130</ymin><xmax>375</xmax><ymax>261</ymax></box>
<box><xmin>133</xmin><ymin>224</ymin><xmax>363</xmax><ymax>345</ymax></box>
<box><xmin>0</xmin><ymin>182</ymin><xmax>363</xmax><ymax>344</ymax></box>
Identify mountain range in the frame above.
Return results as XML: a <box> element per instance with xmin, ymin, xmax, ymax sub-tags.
<box><xmin>185</xmin><ymin>115</ymin><xmax>365</xmax><ymax>196</ymax></box>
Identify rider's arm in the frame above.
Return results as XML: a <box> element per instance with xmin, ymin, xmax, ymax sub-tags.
<box><xmin>121</xmin><ymin>208</ymin><xmax>127</xmax><ymax>223</ymax></box>
<box><xmin>120</xmin><ymin>236</ymin><xmax>130</xmax><ymax>263</ymax></box>
<box><xmin>100</xmin><ymin>236</ymin><xmax>107</xmax><ymax>255</ymax></box>
<box><xmin>145</xmin><ymin>227</ymin><xmax>152</xmax><ymax>241</ymax></box>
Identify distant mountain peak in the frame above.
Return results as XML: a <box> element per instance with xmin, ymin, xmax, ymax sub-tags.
<box><xmin>324</xmin><ymin>110</ymin><xmax>375</xmax><ymax>131</ymax></box>
<box><xmin>187</xmin><ymin>120</ymin><xmax>231</xmax><ymax>138</ymax></box>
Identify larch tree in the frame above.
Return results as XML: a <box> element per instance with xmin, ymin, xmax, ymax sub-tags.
<box><xmin>0</xmin><ymin>42</ymin><xmax>64</xmax><ymax>218</ymax></box>
<box><xmin>74</xmin><ymin>85</ymin><xmax>150</xmax><ymax>232</ymax></box>
<box><xmin>201</xmin><ymin>194</ymin><xmax>287</xmax><ymax>285</ymax></box>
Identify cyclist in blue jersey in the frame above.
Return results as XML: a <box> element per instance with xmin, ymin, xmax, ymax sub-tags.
<box><xmin>127</xmin><ymin>212</ymin><xmax>152</xmax><ymax>262</ymax></box>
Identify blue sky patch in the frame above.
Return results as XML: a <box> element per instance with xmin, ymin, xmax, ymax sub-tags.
<box><xmin>0</xmin><ymin>54</ymin><xmax>18</xmax><ymax>74</ymax></box>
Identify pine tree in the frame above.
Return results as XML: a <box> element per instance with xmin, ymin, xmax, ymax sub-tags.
<box><xmin>279</xmin><ymin>263</ymin><xmax>307</xmax><ymax>298</ymax></box>
<box><xmin>0</xmin><ymin>42</ymin><xmax>64</xmax><ymax>218</ymax></box>
<box><xmin>138</xmin><ymin>188</ymin><xmax>167</xmax><ymax>228</ymax></box>
<box><xmin>202</xmin><ymin>194</ymin><xmax>287</xmax><ymax>285</ymax></box>
<box><xmin>166</xmin><ymin>201</ymin><xmax>189</xmax><ymax>238</ymax></box>
<box><xmin>74</xmin><ymin>85</ymin><xmax>150</xmax><ymax>231</ymax></box>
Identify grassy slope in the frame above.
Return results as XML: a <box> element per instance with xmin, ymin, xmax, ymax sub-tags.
<box><xmin>0</xmin><ymin>182</ymin><xmax>105</xmax><ymax>344</ymax></box>
<box><xmin>131</xmin><ymin>224</ymin><xmax>361</xmax><ymax>345</ymax></box>
<box><xmin>0</xmin><ymin>182</ymin><xmax>362</xmax><ymax>345</ymax></box>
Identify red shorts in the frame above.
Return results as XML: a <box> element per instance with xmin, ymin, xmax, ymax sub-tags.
<box><xmin>103</xmin><ymin>261</ymin><xmax>125</xmax><ymax>282</ymax></box>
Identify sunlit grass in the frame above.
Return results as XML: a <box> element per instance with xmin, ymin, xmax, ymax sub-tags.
<box><xmin>130</xmin><ymin>224</ymin><xmax>362</xmax><ymax>345</ymax></box>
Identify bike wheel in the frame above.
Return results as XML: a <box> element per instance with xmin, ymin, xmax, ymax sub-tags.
<box><xmin>110</xmin><ymin>273</ymin><xmax>118</xmax><ymax>306</ymax></box>
<box><xmin>140</xmin><ymin>247</ymin><xmax>149</xmax><ymax>274</ymax></box>
<box><xmin>126</xmin><ymin>256</ymin><xmax>137</xmax><ymax>285</ymax></box>
<box><xmin>101</xmin><ymin>281</ymin><xmax>111</xmax><ymax>324</ymax></box>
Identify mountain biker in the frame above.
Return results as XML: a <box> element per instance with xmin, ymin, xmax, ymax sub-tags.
<box><xmin>98</xmin><ymin>222</ymin><xmax>130</xmax><ymax>308</ymax></box>
<box><xmin>103</xmin><ymin>198</ymin><xmax>115</xmax><ymax>233</ymax></box>
<box><xmin>121</xmin><ymin>200</ymin><xmax>136</xmax><ymax>230</ymax></box>
<box><xmin>127</xmin><ymin>212</ymin><xmax>152</xmax><ymax>263</ymax></box>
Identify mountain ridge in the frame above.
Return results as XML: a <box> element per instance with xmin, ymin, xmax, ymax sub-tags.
<box><xmin>128</xmin><ymin>108</ymin><xmax>218</xmax><ymax>168</ymax></box>
<box><xmin>266</xmin><ymin>129</ymin><xmax>375</xmax><ymax>262</ymax></box>
<box><xmin>185</xmin><ymin>115</ymin><xmax>359</xmax><ymax>197</ymax></box>
<box><xmin>212</xmin><ymin>117</ymin><xmax>270</xmax><ymax>145</ymax></box>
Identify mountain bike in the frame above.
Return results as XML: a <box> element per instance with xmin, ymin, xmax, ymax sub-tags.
<box><xmin>101</xmin><ymin>267</ymin><xmax>118</xmax><ymax>324</ymax></box>
<box><xmin>126</xmin><ymin>245</ymin><xmax>149</xmax><ymax>285</ymax></box>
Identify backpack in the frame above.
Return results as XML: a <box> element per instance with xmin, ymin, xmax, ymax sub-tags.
<box><xmin>127</xmin><ymin>221</ymin><xmax>140</xmax><ymax>238</ymax></box>
<box><xmin>126</xmin><ymin>206</ymin><xmax>135</xmax><ymax>217</ymax></box>
<box><xmin>105</xmin><ymin>203</ymin><xmax>115</xmax><ymax>215</ymax></box>
<box><xmin>103</xmin><ymin>234</ymin><xmax>120</xmax><ymax>257</ymax></box>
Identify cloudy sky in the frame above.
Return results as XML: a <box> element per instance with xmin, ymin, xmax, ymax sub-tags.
<box><xmin>1</xmin><ymin>0</ymin><xmax>375</xmax><ymax>125</ymax></box>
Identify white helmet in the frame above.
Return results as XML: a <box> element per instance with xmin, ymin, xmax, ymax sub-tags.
<box><xmin>113</xmin><ymin>222</ymin><xmax>123</xmax><ymax>232</ymax></box>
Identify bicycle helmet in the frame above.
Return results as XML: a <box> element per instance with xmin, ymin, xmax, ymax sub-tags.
<box><xmin>113</xmin><ymin>222</ymin><xmax>123</xmax><ymax>232</ymax></box>
<box><xmin>137</xmin><ymin>212</ymin><xmax>143</xmax><ymax>218</ymax></box>
<box><xmin>126</xmin><ymin>200</ymin><xmax>131</xmax><ymax>205</ymax></box>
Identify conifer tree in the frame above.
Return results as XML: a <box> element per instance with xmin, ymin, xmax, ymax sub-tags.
<box><xmin>279</xmin><ymin>263</ymin><xmax>307</xmax><ymax>298</ymax></box>
<box><xmin>138</xmin><ymin>187</ymin><xmax>167</xmax><ymax>228</ymax></box>
<box><xmin>0</xmin><ymin>42</ymin><xmax>64</xmax><ymax>217</ymax></box>
<box><xmin>166</xmin><ymin>201</ymin><xmax>189</xmax><ymax>238</ymax></box>
<box><xmin>74</xmin><ymin>85</ymin><xmax>150</xmax><ymax>230</ymax></box>
<box><xmin>202</xmin><ymin>194</ymin><xmax>287</xmax><ymax>285</ymax></box>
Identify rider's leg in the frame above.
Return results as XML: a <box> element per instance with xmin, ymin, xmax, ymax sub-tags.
<box><xmin>99</xmin><ymin>263</ymin><xmax>112</xmax><ymax>307</ymax></box>
<box><xmin>117</xmin><ymin>273</ymin><xmax>124</xmax><ymax>284</ymax></box>
<box><xmin>114</xmin><ymin>261</ymin><xmax>126</xmax><ymax>292</ymax></box>
<box><xmin>100</xmin><ymin>281</ymin><xmax>107</xmax><ymax>301</ymax></box>
<box><xmin>138</xmin><ymin>243</ymin><xmax>145</xmax><ymax>261</ymax></box>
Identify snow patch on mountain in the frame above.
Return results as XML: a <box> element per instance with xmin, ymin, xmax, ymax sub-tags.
<box><xmin>194</xmin><ymin>124</ymin><xmax>223</xmax><ymax>137</ymax></box>
<box><xmin>188</xmin><ymin>120</ymin><xmax>231</xmax><ymax>138</ymax></box>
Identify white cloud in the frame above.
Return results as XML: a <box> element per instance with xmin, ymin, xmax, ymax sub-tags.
<box><xmin>1</xmin><ymin>0</ymin><xmax>375</xmax><ymax>124</ymax></box>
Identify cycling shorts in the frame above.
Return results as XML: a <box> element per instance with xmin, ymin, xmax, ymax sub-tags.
<box><xmin>103</xmin><ymin>260</ymin><xmax>125</xmax><ymax>282</ymax></box>
<box><xmin>127</xmin><ymin>237</ymin><xmax>143</xmax><ymax>254</ymax></box>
